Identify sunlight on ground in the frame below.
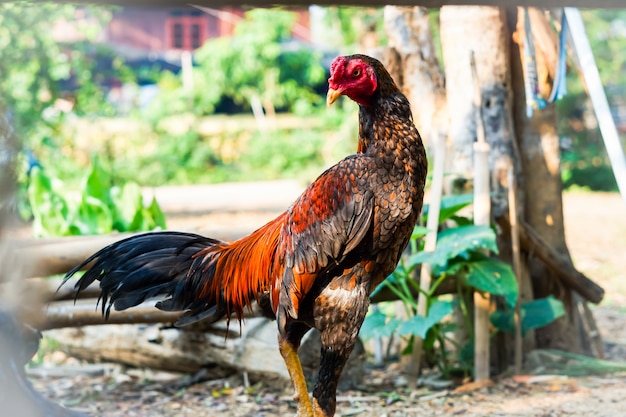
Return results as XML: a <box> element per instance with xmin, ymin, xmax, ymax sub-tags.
<box><xmin>562</xmin><ymin>192</ymin><xmax>626</xmax><ymax>306</ymax></box>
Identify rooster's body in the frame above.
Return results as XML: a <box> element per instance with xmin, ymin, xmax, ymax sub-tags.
<box><xmin>64</xmin><ymin>54</ymin><xmax>427</xmax><ymax>417</ymax></box>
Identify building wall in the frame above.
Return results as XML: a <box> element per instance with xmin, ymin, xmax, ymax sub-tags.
<box><xmin>105</xmin><ymin>6</ymin><xmax>309</xmax><ymax>54</ymax></box>
<box><xmin>106</xmin><ymin>7</ymin><xmax>221</xmax><ymax>53</ymax></box>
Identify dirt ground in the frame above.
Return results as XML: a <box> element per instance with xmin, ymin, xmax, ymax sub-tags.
<box><xmin>27</xmin><ymin>190</ymin><xmax>626</xmax><ymax>417</ymax></box>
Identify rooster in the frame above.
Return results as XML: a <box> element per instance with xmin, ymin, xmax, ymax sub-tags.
<box><xmin>63</xmin><ymin>54</ymin><xmax>427</xmax><ymax>417</ymax></box>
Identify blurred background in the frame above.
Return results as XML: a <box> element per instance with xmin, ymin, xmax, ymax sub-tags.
<box><xmin>3</xmin><ymin>5</ymin><xmax>624</xmax><ymax>219</ymax></box>
<box><xmin>1</xmin><ymin>4</ymin><xmax>625</xmax><ymax>416</ymax></box>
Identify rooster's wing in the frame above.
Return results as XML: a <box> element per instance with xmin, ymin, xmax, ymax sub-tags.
<box><xmin>276</xmin><ymin>154</ymin><xmax>375</xmax><ymax>321</ymax></box>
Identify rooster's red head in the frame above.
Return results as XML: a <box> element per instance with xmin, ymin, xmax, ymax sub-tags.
<box><xmin>327</xmin><ymin>55</ymin><xmax>379</xmax><ymax>107</ymax></box>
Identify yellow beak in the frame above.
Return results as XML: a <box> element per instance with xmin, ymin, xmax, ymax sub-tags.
<box><xmin>326</xmin><ymin>88</ymin><xmax>342</xmax><ymax>106</ymax></box>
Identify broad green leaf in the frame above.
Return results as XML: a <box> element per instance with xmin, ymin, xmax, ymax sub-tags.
<box><xmin>423</xmin><ymin>194</ymin><xmax>473</xmax><ymax>224</ymax></box>
<box><xmin>408</xmin><ymin>225</ymin><xmax>497</xmax><ymax>267</ymax></box>
<box><xmin>490</xmin><ymin>296</ymin><xmax>565</xmax><ymax>334</ymax></box>
<box><xmin>147</xmin><ymin>196</ymin><xmax>166</xmax><ymax>229</ymax></box>
<box><xmin>74</xmin><ymin>195</ymin><xmax>112</xmax><ymax>235</ymax></box>
<box><xmin>111</xmin><ymin>182</ymin><xmax>143</xmax><ymax>231</ymax></box>
<box><xmin>28</xmin><ymin>167</ymin><xmax>70</xmax><ymax>237</ymax></box>
<box><xmin>525</xmin><ymin>349</ymin><xmax>626</xmax><ymax>376</ymax></box>
<box><xmin>464</xmin><ymin>258</ymin><xmax>518</xmax><ymax>308</ymax></box>
<box><xmin>359</xmin><ymin>310</ymin><xmax>401</xmax><ymax>340</ymax></box>
<box><xmin>450</xmin><ymin>215</ymin><xmax>473</xmax><ymax>227</ymax></box>
<box><xmin>83</xmin><ymin>157</ymin><xmax>111</xmax><ymax>205</ymax></box>
<box><xmin>396</xmin><ymin>300</ymin><xmax>454</xmax><ymax>339</ymax></box>
<box><xmin>411</xmin><ymin>225</ymin><xmax>430</xmax><ymax>240</ymax></box>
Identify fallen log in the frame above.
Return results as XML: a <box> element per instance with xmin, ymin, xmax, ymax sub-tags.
<box><xmin>42</xmin><ymin>301</ymin><xmax>183</xmax><ymax>331</ymax></box>
<box><xmin>10</xmin><ymin>233</ymin><xmax>136</xmax><ymax>280</ymax></box>
<box><xmin>40</xmin><ymin>298</ymin><xmax>269</xmax><ymax>331</ymax></box>
<box><xmin>9</xmin><ymin>227</ymin><xmax>250</xmax><ymax>280</ymax></box>
<box><xmin>44</xmin><ymin>318</ymin><xmax>364</xmax><ymax>389</ymax></box>
<box><xmin>40</xmin><ymin>278</ymin><xmax>460</xmax><ymax>332</ymax></box>
<box><xmin>46</xmin><ymin>319</ymin><xmax>289</xmax><ymax>378</ymax></box>
<box><xmin>496</xmin><ymin>212</ymin><xmax>604</xmax><ymax>304</ymax></box>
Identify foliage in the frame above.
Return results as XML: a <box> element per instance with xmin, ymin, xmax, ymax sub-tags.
<box><xmin>525</xmin><ymin>349</ymin><xmax>626</xmax><ymax>376</ymax></box>
<box><xmin>0</xmin><ymin>3</ymin><xmax>74</xmax><ymax>136</ymax></box>
<box><xmin>490</xmin><ymin>295</ymin><xmax>565</xmax><ymax>335</ymax></box>
<box><xmin>10</xmin><ymin>6</ymin><xmax>352</xmax><ymax>194</ymax></box>
<box><xmin>1</xmin><ymin>2</ymin><xmax>139</xmax><ymax>222</ymax></box>
<box><xmin>0</xmin><ymin>4</ymin><xmax>127</xmax><ymax>141</ymax></box>
<box><xmin>318</xmin><ymin>7</ymin><xmax>386</xmax><ymax>51</ymax></box>
<box><xmin>25</xmin><ymin>158</ymin><xmax>165</xmax><ymax>237</ymax></box>
<box><xmin>103</xmin><ymin>106</ymin><xmax>356</xmax><ymax>187</ymax></box>
<box><xmin>557</xmin><ymin>10</ymin><xmax>626</xmax><ymax>191</ymax></box>
<box><xmin>142</xmin><ymin>8</ymin><xmax>326</xmax><ymax>122</ymax></box>
<box><xmin>363</xmin><ymin>195</ymin><xmax>563</xmax><ymax>377</ymax></box>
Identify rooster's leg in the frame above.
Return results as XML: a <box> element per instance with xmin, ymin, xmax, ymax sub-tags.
<box><xmin>278</xmin><ymin>322</ymin><xmax>314</xmax><ymax>417</ymax></box>
<box><xmin>312</xmin><ymin>279</ymin><xmax>370</xmax><ymax>417</ymax></box>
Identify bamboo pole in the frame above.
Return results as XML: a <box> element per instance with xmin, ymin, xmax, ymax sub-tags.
<box><xmin>471</xmin><ymin>51</ymin><xmax>492</xmax><ymax>382</ymax></box>
<box><xmin>407</xmin><ymin>130</ymin><xmax>446</xmax><ymax>388</ymax></box>
<box><xmin>507</xmin><ymin>167</ymin><xmax>523</xmax><ymax>374</ymax></box>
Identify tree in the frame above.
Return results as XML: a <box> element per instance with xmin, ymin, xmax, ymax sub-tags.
<box><xmin>0</xmin><ymin>3</ymin><xmax>115</xmax><ymax>142</ymax></box>
<box><xmin>380</xmin><ymin>6</ymin><xmax>605</xmax><ymax>377</ymax></box>
<box><xmin>436</xmin><ymin>6</ymin><xmax>602</xmax><ymax>366</ymax></box>
<box><xmin>557</xmin><ymin>9</ymin><xmax>626</xmax><ymax>191</ymax></box>
<box><xmin>318</xmin><ymin>6</ymin><xmax>386</xmax><ymax>50</ymax></box>
<box><xmin>194</xmin><ymin>9</ymin><xmax>326</xmax><ymax>117</ymax></box>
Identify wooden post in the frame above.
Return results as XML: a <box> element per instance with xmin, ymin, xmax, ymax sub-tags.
<box><xmin>507</xmin><ymin>167</ymin><xmax>523</xmax><ymax>374</ymax></box>
<box><xmin>409</xmin><ymin>131</ymin><xmax>446</xmax><ymax>387</ymax></box>
<box><xmin>471</xmin><ymin>52</ymin><xmax>492</xmax><ymax>380</ymax></box>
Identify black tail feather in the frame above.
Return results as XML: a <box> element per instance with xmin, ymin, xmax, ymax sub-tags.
<box><xmin>61</xmin><ymin>231</ymin><xmax>224</xmax><ymax>324</ymax></box>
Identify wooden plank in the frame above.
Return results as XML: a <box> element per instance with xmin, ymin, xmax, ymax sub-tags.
<box><xmin>29</xmin><ymin>0</ymin><xmax>626</xmax><ymax>8</ymax></box>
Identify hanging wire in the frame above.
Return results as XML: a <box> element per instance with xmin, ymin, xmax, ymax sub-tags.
<box><xmin>523</xmin><ymin>7</ymin><xmax>547</xmax><ymax>118</ymax></box>
<box><xmin>548</xmin><ymin>10</ymin><xmax>568</xmax><ymax>103</ymax></box>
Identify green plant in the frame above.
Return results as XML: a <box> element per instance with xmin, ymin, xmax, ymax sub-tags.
<box><xmin>27</xmin><ymin>336</ymin><xmax>61</xmax><ymax>367</ymax></box>
<box><xmin>26</xmin><ymin>157</ymin><xmax>165</xmax><ymax>237</ymax></box>
<box><xmin>0</xmin><ymin>4</ymin><xmax>128</xmax><ymax>140</ymax></box>
<box><xmin>556</xmin><ymin>10</ymin><xmax>626</xmax><ymax>192</ymax></box>
<box><xmin>319</xmin><ymin>7</ymin><xmax>387</xmax><ymax>50</ymax></box>
<box><xmin>490</xmin><ymin>295</ymin><xmax>565</xmax><ymax>335</ymax></box>
<box><xmin>361</xmin><ymin>194</ymin><xmax>564</xmax><ymax>378</ymax></box>
<box><xmin>193</xmin><ymin>9</ymin><xmax>325</xmax><ymax>116</ymax></box>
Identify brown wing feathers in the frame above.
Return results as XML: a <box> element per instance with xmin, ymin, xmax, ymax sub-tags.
<box><xmin>277</xmin><ymin>158</ymin><xmax>374</xmax><ymax>321</ymax></box>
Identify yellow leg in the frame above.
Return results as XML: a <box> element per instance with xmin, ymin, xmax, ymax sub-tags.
<box><xmin>278</xmin><ymin>337</ymin><xmax>314</xmax><ymax>417</ymax></box>
<box><xmin>313</xmin><ymin>398</ymin><xmax>332</xmax><ymax>417</ymax></box>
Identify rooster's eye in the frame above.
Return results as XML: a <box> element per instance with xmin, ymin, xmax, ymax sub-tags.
<box><xmin>352</xmin><ymin>69</ymin><xmax>361</xmax><ymax>77</ymax></box>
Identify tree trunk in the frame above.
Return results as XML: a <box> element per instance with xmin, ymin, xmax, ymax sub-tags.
<box><xmin>506</xmin><ymin>7</ymin><xmax>597</xmax><ymax>355</ymax></box>
<box><xmin>440</xmin><ymin>5</ymin><xmax>526</xmax><ymax>372</ymax></box>
<box><xmin>440</xmin><ymin>6</ymin><xmax>518</xmax><ymax>203</ymax></box>
<box><xmin>383</xmin><ymin>6</ymin><xmax>447</xmax><ymax>147</ymax></box>
<box><xmin>382</xmin><ymin>6</ymin><xmax>448</xmax><ymax>381</ymax></box>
